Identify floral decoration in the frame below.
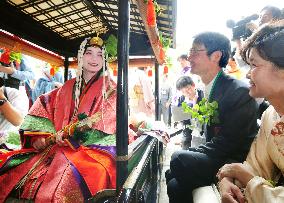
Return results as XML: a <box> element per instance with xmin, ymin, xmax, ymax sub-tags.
<box><xmin>0</xmin><ymin>47</ymin><xmax>22</xmax><ymax>68</ymax></box>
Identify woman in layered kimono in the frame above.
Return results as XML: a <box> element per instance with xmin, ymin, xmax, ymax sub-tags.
<box><xmin>0</xmin><ymin>35</ymin><xmax>127</xmax><ymax>202</ymax></box>
<box><xmin>217</xmin><ymin>21</ymin><xmax>284</xmax><ymax>203</ymax></box>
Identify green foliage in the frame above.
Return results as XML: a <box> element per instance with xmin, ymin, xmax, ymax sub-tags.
<box><xmin>105</xmin><ymin>34</ymin><xmax>118</xmax><ymax>62</ymax></box>
<box><xmin>165</xmin><ymin>56</ymin><xmax>173</xmax><ymax>68</ymax></box>
<box><xmin>182</xmin><ymin>98</ymin><xmax>219</xmax><ymax>126</ymax></box>
<box><xmin>267</xmin><ymin>179</ymin><xmax>277</xmax><ymax>187</ymax></box>
<box><xmin>159</xmin><ymin>32</ymin><xmax>173</xmax><ymax>67</ymax></box>
<box><xmin>73</xmin><ymin>127</ymin><xmax>89</xmax><ymax>143</ymax></box>
<box><xmin>77</xmin><ymin>113</ymin><xmax>88</xmax><ymax>121</ymax></box>
<box><xmin>10</xmin><ymin>51</ymin><xmax>22</xmax><ymax>63</ymax></box>
<box><xmin>159</xmin><ymin>32</ymin><xmax>171</xmax><ymax>50</ymax></box>
<box><xmin>153</xmin><ymin>1</ymin><xmax>163</xmax><ymax>16</ymax></box>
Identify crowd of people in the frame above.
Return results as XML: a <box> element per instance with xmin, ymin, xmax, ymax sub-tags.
<box><xmin>0</xmin><ymin>4</ymin><xmax>283</xmax><ymax>203</ymax></box>
<box><xmin>165</xmin><ymin>5</ymin><xmax>284</xmax><ymax>203</ymax></box>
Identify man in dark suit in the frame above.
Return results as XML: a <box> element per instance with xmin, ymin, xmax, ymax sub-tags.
<box><xmin>166</xmin><ymin>32</ymin><xmax>259</xmax><ymax>203</ymax></box>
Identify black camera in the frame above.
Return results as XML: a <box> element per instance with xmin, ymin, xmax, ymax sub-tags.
<box><xmin>226</xmin><ymin>14</ymin><xmax>259</xmax><ymax>40</ymax></box>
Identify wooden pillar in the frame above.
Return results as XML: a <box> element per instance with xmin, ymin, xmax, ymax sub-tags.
<box><xmin>116</xmin><ymin>0</ymin><xmax>129</xmax><ymax>194</ymax></box>
<box><xmin>64</xmin><ymin>56</ymin><xmax>69</xmax><ymax>82</ymax></box>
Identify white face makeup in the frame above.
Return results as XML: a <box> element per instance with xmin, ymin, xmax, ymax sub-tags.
<box><xmin>82</xmin><ymin>46</ymin><xmax>103</xmax><ymax>76</ymax></box>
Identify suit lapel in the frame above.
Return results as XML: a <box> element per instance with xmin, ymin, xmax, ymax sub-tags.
<box><xmin>209</xmin><ymin>71</ymin><xmax>227</xmax><ymax>103</ymax></box>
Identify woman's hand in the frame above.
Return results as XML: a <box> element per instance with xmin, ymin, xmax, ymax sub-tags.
<box><xmin>218</xmin><ymin>177</ymin><xmax>245</xmax><ymax>203</ymax></box>
<box><xmin>32</xmin><ymin>137</ymin><xmax>47</xmax><ymax>150</ymax></box>
<box><xmin>55</xmin><ymin>130</ymin><xmax>68</xmax><ymax>147</ymax></box>
<box><xmin>217</xmin><ymin>163</ymin><xmax>254</xmax><ymax>187</ymax></box>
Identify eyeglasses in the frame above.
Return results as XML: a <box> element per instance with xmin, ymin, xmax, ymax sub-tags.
<box><xmin>188</xmin><ymin>48</ymin><xmax>207</xmax><ymax>56</ymax></box>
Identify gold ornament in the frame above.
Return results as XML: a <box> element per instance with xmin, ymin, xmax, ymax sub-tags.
<box><xmin>90</xmin><ymin>36</ymin><xmax>104</xmax><ymax>47</ymax></box>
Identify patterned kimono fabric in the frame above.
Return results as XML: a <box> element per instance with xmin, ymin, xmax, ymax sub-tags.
<box><xmin>0</xmin><ymin>75</ymin><xmax>117</xmax><ymax>202</ymax></box>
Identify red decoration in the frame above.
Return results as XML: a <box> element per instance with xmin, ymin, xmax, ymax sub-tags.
<box><xmin>113</xmin><ymin>69</ymin><xmax>117</xmax><ymax>76</ymax></box>
<box><xmin>159</xmin><ymin>47</ymin><xmax>165</xmax><ymax>63</ymax></box>
<box><xmin>14</xmin><ymin>61</ymin><xmax>20</xmax><ymax>69</ymax></box>
<box><xmin>50</xmin><ymin>67</ymin><xmax>55</xmax><ymax>76</ymax></box>
<box><xmin>49</xmin><ymin>65</ymin><xmax>59</xmax><ymax>76</ymax></box>
<box><xmin>0</xmin><ymin>48</ymin><xmax>11</xmax><ymax>64</ymax></box>
<box><xmin>163</xmin><ymin>66</ymin><xmax>168</xmax><ymax>74</ymax></box>
<box><xmin>0</xmin><ymin>46</ymin><xmax>22</xmax><ymax>68</ymax></box>
<box><xmin>0</xmin><ymin>31</ymin><xmax>62</xmax><ymax>64</ymax></box>
<box><xmin>148</xmin><ymin>69</ymin><xmax>153</xmax><ymax>77</ymax></box>
<box><xmin>147</xmin><ymin>0</ymin><xmax>156</xmax><ymax>26</ymax></box>
<box><xmin>154</xmin><ymin>39</ymin><xmax>165</xmax><ymax>63</ymax></box>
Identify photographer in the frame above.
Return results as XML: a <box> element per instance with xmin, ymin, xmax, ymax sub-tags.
<box><xmin>228</xmin><ymin>6</ymin><xmax>282</xmax><ymax>119</ymax></box>
<box><xmin>0</xmin><ymin>77</ymin><xmax>29</xmax><ymax>135</ymax></box>
<box><xmin>226</xmin><ymin>14</ymin><xmax>259</xmax><ymax>79</ymax></box>
<box><xmin>259</xmin><ymin>6</ymin><xmax>282</xmax><ymax>26</ymax></box>
<box><xmin>229</xmin><ymin>6</ymin><xmax>282</xmax><ymax>56</ymax></box>
<box><xmin>227</xmin><ymin>6</ymin><xmax>282</xmax><ymax>42</ymax></box>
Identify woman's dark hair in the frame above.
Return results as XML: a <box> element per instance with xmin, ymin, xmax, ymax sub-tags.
<box><xmin>241</xmin><ymin>21</ymin><xmax>284</xmax><ymax>69</ymax></box>
<box><xmin>83</xmin><ymin>44</ymin><xmax>102</xmax><ymax>54</ymax></box>
<box><xmin>83</xmin><ymin>36</ymin><xmax>103</xmax><ymax>54</ymax></box>
<box><xmin>176</xmin><ymin>76</ymin><xmax>194</xmax><ymax>90</ymax></box>
<box><xmin>193</xmin><ymin>32</ymin><xmax>231</xmax><ymax>68</ymax></box>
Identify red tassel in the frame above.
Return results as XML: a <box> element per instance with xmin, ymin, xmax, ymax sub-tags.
<box><xmin>148</xmin><ymin>69</ymin><xmax>153</xmax><ymax>77</ymax></box>
<box><xmin>50</xmin><ymin>67</ymin><xmax>55</xmax><ymax>76</ymax></box>
<box><xmin>113</xmin><ymin>69</ymin><xmax>117</xmax><ymax>76</ymax></box>
<box><xmin>147</xmin><ymin>0</ymin><xmax>156</xmax><ymax>26</ymax></box>
<box><xmin>163</xmin><ymin>66</ymin><xmax>168</xmax><ymax>74</ymax></box>
<box><xmin>159</xmin><ymin>48</ymin><xmax>165</xmax><ymax>63</ymax></box>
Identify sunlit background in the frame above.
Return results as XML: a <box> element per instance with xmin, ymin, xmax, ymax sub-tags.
<box><xmin>10</xmin><ymin>1</ymin><xmax>284</xmax><ymax>78</ymax></box>
<box><xmin>176</xmin><ymin>0</ymin><xmax>284</xmax><ymax>54</ymax></box>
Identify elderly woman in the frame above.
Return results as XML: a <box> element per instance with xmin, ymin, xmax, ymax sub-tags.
<box><xmin>217</xmin><ymin>21</ymin><xmax>284</xmax><ymax>203</ymax></box>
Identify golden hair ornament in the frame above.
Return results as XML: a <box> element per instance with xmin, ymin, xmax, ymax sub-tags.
<box><xmin>90</xmin><ymin>36</ymin><xmax>104</xmax><ymax>47</ymax></box>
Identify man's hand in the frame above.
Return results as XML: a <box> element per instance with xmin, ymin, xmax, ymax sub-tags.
<box><xmin>0</xmin><ymin>64</ymin><xmax>15</xmax><ymax>74</ymax></box>
<box><xmin>218</xmin><ymin>177</ymin><xmax>245</xmax><ymax>203</ymax></box>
